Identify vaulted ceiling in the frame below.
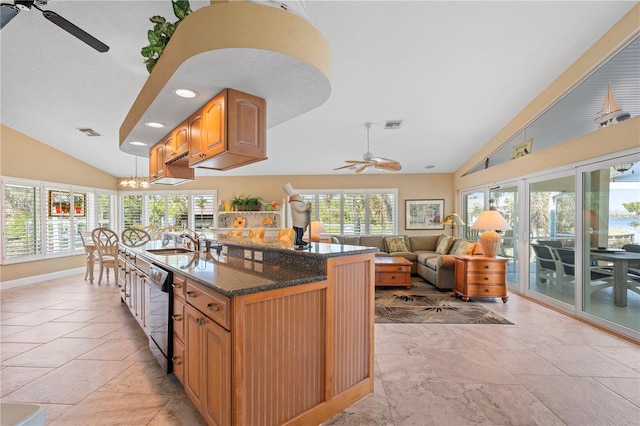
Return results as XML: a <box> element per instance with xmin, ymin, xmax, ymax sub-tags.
<box><xmin>0</xmin><ymin>1</ymin><xmax>636</xmax><ymax>179</ymax></box>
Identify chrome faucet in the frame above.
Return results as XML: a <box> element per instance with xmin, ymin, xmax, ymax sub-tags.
<box><xmin>180</xmin><ymin>233</ymin><xmax>199</xmax><ymax>251</ymax></box>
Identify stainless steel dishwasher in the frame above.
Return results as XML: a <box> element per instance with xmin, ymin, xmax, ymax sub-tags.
<box><xmin>147</xmin><ymin>263</ymin><xmax>173</xmax><ymax>373</ymax></box>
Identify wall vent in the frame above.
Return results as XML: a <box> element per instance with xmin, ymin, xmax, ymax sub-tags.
<box><xmin>77</xmin><ymin>128</ymin><xmax>101</xmax><ymax>137</ymax></box>
<box><xmin>384</xmin><ymin>120</ymin><xmax>403</xmax><ymax>129</ymax></box>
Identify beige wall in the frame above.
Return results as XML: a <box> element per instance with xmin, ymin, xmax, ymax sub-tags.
<box><xmin>453</xmin><ymin>3</ymin><xmax>640</xmax><ymax>198</ymax></box>
<box><xmin>1</xmin><ymin>124</ymin><xmax>118</xmax><ymax>188</ymax></box>
<box><xmin>1</xmin><ymin>124</ymin><xmax>119</xmax><ymax>282</ymax></box>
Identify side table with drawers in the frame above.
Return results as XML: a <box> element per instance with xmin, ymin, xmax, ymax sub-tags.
<box><xmin>453</xmin><ymin>255</ymin><xmax>508</xmax><ymax>303</ymax></box>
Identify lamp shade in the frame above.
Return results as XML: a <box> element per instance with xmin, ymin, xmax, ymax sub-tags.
<box><xmin>471</xmin><ymin>210</ymin><xmax>512</xmax><ymax>258</ymax></box>
<box><xmin>310</xmin><ymin>221</ymin><xmax>326</xmax><ymax>242</ymax></box>
<box><xmin>441</xmin><ymin>213</ymin><xmax>465</xmax><ymax>226</ymax></box>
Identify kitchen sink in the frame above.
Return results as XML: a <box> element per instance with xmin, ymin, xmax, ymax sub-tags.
<box><xmin>146</xmin><ymin>248</ymin><xmax>195</xmax><ymax>255</ymax></box>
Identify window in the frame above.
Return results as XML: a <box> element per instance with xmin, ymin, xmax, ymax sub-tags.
<box><xmin>119</xmin><ymin>191</ymin><xmax>216</xmax><ymax>233</ymax></box>
<box><xmin>1</xmin><ymin>178</ymin><xmax>116</xmax><ymax>264</ymax></box>
<box><xmin>299</xmin><ymin>189</ymin><xmax>397</xmax><ymax>235</ymax></box>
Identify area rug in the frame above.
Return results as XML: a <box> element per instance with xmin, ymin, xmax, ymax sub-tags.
<box><xmin>375</xmin><ymin>279</ymin><xmax>513</xmax><ymax>325</ymax></box>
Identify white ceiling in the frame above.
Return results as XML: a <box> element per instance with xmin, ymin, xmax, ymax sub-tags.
<box><xmin>0</xmin><ymin>1</ymin><xmax>636</xmax><ymax>179</ymax></box>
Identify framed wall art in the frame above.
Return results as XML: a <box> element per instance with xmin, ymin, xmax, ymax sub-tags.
<box><xmin>405</xmin><ymin>199</ymin><xmax>444</xmax><ymax>230</ymax></box>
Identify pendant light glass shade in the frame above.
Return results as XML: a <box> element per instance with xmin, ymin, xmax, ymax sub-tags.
<box><xmin>118</xmin><ymin>156</ymin><xmax>150</xmax><ymax>189</ymax></box>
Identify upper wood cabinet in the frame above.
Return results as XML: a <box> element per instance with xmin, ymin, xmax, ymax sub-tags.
<box><xmin>165</xmin><ymin>119</ymin><xmax>189</xmax><ymax>162</ymax></box>
<box><xmin>189</xmin><ymin>88</ymin><xmax>266</xmax><ymax>170</ymax></box>
<box><xmin>149</xmin><ymin>142</ymin><xmax>165</xmax><ymax>180</ymax></box>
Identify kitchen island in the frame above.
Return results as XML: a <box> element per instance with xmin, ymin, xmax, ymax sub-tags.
<box><xmin>119</xmin><ymin>237</ymin><xmax>377</xmax><ymax>426</ymax></box>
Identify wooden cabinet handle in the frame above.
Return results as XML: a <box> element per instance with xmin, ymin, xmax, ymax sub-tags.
<box><xmin>171</xmin><ymin>315</ymin><xmax>181</xmax><ymax>321</ymax></box>
<box><xmin>197</xmin><ymin>317</ymin><xmax>206</xmax><ymax>325</ymax></box>
<box><xmin>186</xmin><ymin>291</ymin><xmax>197</xmax><ymax>298</ymax></box>
<box><xmin>484</xmin><ymin>265</ymin><xmax>490</xmax><ymax>269</ymax></box>
<box><xmin>484</xmin><ymin>277</ymin><xmax>489</xmax><ymax>280</ymax></box>
<box><xmin>171</xmin><ymin>283</ymin><xmax>181</xmax><ymax>289</ymax></box>
<box><xmin>206</xmin><ymin>303</ymin><xmax>220</xmax><ymax>312</ymax></box>
<box><xmin>172</xmin><ymin>357</ymin><xmax>182</xmax><ymax>366</ymax></box>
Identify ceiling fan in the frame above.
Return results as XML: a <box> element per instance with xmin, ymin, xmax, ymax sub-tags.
<box><xmin>334</xmin><ymin>122</ymin><xmax>402</xmax><ymax>174</ymax></box>
<box><xmin>0</xmin><ymin>0</ymin><xmax>109</xmax><ymax>52</ymax></box>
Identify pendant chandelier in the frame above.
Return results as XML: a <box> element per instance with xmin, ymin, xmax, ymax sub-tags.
<box><xmin>118</xmin><ymin>156</ymin><xmax>150</xmax><ymax>189</ymax></box>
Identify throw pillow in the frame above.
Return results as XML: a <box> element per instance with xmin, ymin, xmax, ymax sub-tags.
<box><xmin>451</xmin><ymin>240</ymin><xmax>474</xmax><ymax>255</ymax></box>
<box><xmin>385</xmin><ymin>236</ymin><xmax>409</xmax><ymax>253</ymax></box>
<box><xmin>435</xmin><ymin>236</ymin><xmax>454</xmax><ymax>254</ymax></box>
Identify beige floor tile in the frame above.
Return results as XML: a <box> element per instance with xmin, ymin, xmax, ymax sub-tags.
<box><xmin>77</xmin><ymin>338</ymin><xmax>147</xmax><ymax>361</ymax></box>
<box><xmin>51</xmin><ymin>309</ymin><xmax>110</xmax><ymax>323</ymax></box>
<box><xmin>383</xmin><ymin>379</ymin><xmax>490</xmax><ymax>425</ymax></box>
<box><xmin>0</xmin><ymin>343</ymin><xmax>40</xmax><ymax>362</ymax></box>
<box><xmin>534</xmin><ymin>344</ymin><xmax>639</xmax><ymax>377</ymax></box>
<box><xmin>594</xmin><ymin>377</ymin><xmax>640</xmax><ymax>406</ymax></box>
<box><xmin>63</xmin><ymin>321</ymin><xmax>126</xmax><ymax>339</ymax></box>
<box><xmin>49</xmin><ymin>391</ymin><xmax>170</xmax><ymax>425</ymax></box>
<box><xmin>420</xmin><ymin>349</ymin><xmax>519</xmax><ymax>385</ymax></box>
<box><xmin>2</xmin><ymin>359</ymin><xmax>134</xmax><ymax>404</ymax></box>
<box><xmin>147</xmin><ymin>391</ymin><xmax>206</xmax><ymax>426</ymax></box>
<box><xmin>0</xmin><ymin>366</ymin><xmax>53</xmax><ymax>397</ymax></box>
<box><xmin>101</xmin><ymin>361</ymin><xmax>183</xmax><ymax>395</ymax></box>
<box><xmin>0</xmin><ymin>309</ymin><xmax>76</xmax><ymax>326</ymax></box>
<box><xmin>517</xmin><ymin>375</ymin><xmax>640</xmax><ymax>425</ymax></box>
<box><xmin>1</xmin><ymin>322</ymin><xmax>87</xmax><ymax>344</ymax></box>
<box><xmin>0</xmin><ymin>325</ymin><xmax>31</xmax><ymax>338</ymax></box>
<box><xmin>2</xmin><ymin>337</ymin><xmax>108</xmax><ymax>368</ymax></box>
<box><xmin>485</xmin><ymin>349</ymin><xmax>566</xmax><ymax>376</ymax></box>
<box><xmin>464</xmin><ymin>383</ymin><xmax>565</xmax><ymax>425</ymax></box>
<box><xmin>376</xmin><ymin>354</ymin><xmax>437</xmax><ymax>382</ymax></box>
<box><xmin>36</xmin><ymin>403</ymin><xmax>73</xmax><ymax>423</ymax></box>
<box><xmin>124</xmin><ymin>347</ymin><xmax>159</xmax><ymax>363</ymax></box>
<box><xmin>591</xmin><ymin>345</ymin><xmax>640</xmax><ymax>371</ymax></box>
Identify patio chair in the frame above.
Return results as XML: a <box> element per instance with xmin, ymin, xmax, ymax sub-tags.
<box><xmin>531</xmin><ymin>244</ymin><xmax>562</xmax><ymax>286</ymax></box>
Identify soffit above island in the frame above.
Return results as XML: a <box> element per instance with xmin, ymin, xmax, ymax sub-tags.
<box><xmin>120</xmin><ymin>0</ymin><xmax>332</xmax><ymax>157</ymax></box>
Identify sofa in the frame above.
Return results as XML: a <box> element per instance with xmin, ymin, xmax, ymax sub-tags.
<box><xmin>330</xmin><ymin>234</ymin><xmax>483</xmax><ymax>290</ymax></box>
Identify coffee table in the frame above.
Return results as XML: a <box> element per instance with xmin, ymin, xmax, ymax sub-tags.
<box><xmin>374</xmin><ymin>256</ymin><xmax>412</xmax><ymax>288</ymax></box>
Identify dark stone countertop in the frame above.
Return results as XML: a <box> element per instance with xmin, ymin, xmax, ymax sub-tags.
<box><xmin>122</xmin><ymin>239</ymin><xmax>377</xmax><ymax>298</ymax></box>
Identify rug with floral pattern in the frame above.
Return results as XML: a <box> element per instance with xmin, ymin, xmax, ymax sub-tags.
<box><xmin>375</xmin><ymin>279</ymin><xmax>513</xmax><ymax>324</ymax></box>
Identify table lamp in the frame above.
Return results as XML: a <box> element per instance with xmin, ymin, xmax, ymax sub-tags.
<box><xmin>471</xmin><ymin>210</ymin><xmax>512</xmax><ymax>258</ymax></box>
<box><xmin>310</xmin><ymin>221</ymin><xmax>326</xmax><ymax>242</ymax></box>
<box><xmin>441</xmin><ymin>213</ymin><xmax>465</xmax><ymax>237</ymax></box>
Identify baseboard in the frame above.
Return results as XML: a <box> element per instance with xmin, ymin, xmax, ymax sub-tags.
<box><xmin>0</xmin><ymin>268</ymin><xmax>85</xmax><ymax>290</ymax></box>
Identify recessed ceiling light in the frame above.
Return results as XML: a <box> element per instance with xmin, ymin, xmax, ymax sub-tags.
<box><xmin>425</xmin><ymin>165</ymin><xmax>435</xmax><ymax>169</ymax></box>
<box><xmin>144</xmin><ymin>122</ymin><xmax>165</xmax><ymax>128</ymax></box>
<box><xmin>174</xmin><ymin>88</ymin><xmax>199</xmax><ymax>98</ymax></box>
<box><xmin>130</xmin><ymin>141</ymin><xmax>148</xmax><ymax>146</ymax></box>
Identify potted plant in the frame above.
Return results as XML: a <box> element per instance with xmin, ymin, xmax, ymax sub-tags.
<box><xmin>75</xmin><ymin>197</ymin><xmax>83</xmax><ymax>214</ymax></box>
<box><xmin>52</xmin><ymin>201</ymin><xmax>62</xmax><ymax>214</ymax></box>
<box><xmin>245</xmin><ymin>197</ymin><xmax>263</xmax><ymax>211</ymax></box>
<box><xmin>231</xmin><ymin>195</ymin><xmax>247</xmax><ymax>211</ymax></box>
<box><xmin>140</xmin><ymin>0</ymin><xmax>192</xmax><ymax>73</ymax></box>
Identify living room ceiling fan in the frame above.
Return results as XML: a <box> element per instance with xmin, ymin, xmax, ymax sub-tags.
<box><xmin>334</xmin><ymin>122</ymin><xmax>402</xmax><ymax>174</ymax></box>
<box><xmin>0</xmin><ymin>0</ymin><xmax>109</xmax><ymax>52</ymax></box>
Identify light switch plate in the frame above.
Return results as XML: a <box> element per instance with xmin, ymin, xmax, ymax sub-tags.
<box><xmin>254</xmin><ymin>251</ymin><xmax>263</xmax><ymax>262</ymax></box>
<box><xmin>244</xmin><ymin>249</ymin><xmax>252</xmax><ymax>259</ymax></box>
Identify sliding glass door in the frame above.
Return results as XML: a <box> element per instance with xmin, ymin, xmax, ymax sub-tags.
<box><xmin>527</xmin><ymin>173</ymin><xmax>576</xmax><ymax>307</ymax></box>
<box><xmin>580</xmin><ymin>156</ymin><xmax>640</xmax><ymax>333</ymax></box>
<box><xmin>490</xmin><ymin>185</ymin><xmax>519</xmax><ymax>289</ymax></box>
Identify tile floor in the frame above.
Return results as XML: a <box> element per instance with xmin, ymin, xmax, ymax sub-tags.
<box><xmin>1</xmin><ymin>274</ymin><xmax>639</xmax><ymax>425</ymax></box>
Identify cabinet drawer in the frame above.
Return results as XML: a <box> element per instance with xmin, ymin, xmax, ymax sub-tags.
<box><xmin>172</xmin><ymin>273</ymin><xmax>187</xmax><ymax>299</ymax></box>
<box><xmin>465</xmin><ymin>284</ymin><xmax>506</xmax><ymax>297</ymax></box>
<box><xmin>466</xmin><ymin>273</ymin><xmax>504</xmax><ymax>285</ymax></box>
<box><xmin>376</xmin><ymin>264</ymin><xmax>410</xmax><ymax>273</ymax></box>
<box><xmin>376</xmin><ymin>272</ymin><xmax>410</xmax><ymax>285</ymax></box>
<box><xmin>185</xmin><ymin>280</ymin><xmax>230</xmax><ymax>330</ymax></box>
<box><xmin>466</xmin><ymin>261</ymin><xmax>505</xmax><ymax>273</ymax></box>
<box><xmin>172</xmin><ymin>336</ymin><xmax>184</xmax><ymax>384</ymax></box>
<box><xmin>172</xmin><ymin>295</ymin><xmax>185</xmax><ymax>341</ymax></box>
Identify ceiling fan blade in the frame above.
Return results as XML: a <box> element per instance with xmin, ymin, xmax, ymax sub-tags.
<box><xmin>370</xmin><ymin>157</ymin><xmax>398</xmax><ymax>164</ymax></box>
<box><xmin>355</xmin><ymin>164</ymin><xmax>369</xmax><ymax>174</ymax></box>
<box><xmin>333</xmin><ymin>164</ymin><xmax>355</xmax><ymax>171</ymax></box>
<box><xmin>41</xmin><ymin>10</ymin><xmax>109</xmax><ymax>52</ymax></box>
<box><xmin>376</xmin><ymin>162</ymin><xmax>402</xmax><ymax>171</ymax></box>
<box><xmin>0</xmin><ymin>4</ymin><xmax>20</xmax><ymax>29</ymax></box>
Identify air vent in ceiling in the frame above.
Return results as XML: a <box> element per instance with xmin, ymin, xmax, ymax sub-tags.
<box><xmin>385</xmin><ymin>120</ymin><xmax>403</xmax><ymax>129</ymax></box>
<box><xmin>77</xmin><ymin>128</ymin><xmax>101</xmax><ymax>137</ymax></box>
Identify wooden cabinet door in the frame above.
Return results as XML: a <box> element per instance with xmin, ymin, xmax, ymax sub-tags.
<box><xmin>150</xmin><ymin>142</ymin><xmax>166</xmax><ymax>179</ymax></box>
<box><xmin>184</xmin><ymin>304</ymin><xmax>204</xmax><ymax>411</ymax></box>
<box><xmin>226</xmin><ymin>88</ymin><xmax>266</xmax><ymax>158</ymax></box>
<box><xmin>173</xmin><ymin>120</ymin><xmax>189</xmax><ymax>159</ymax></box>
<box><xmin>188</xmin><ymin>110</ymin><xmax>205</xmax><ymax>166</ymax></box>
<box><xmin>202</xmin><ymin>318</ymin><xmax>231</xmax><ymax>426</ymax></box>
<box><xmin>202</xmin><ymin>91</ymin><xmax>226</xmax><ymax>158</ymax></box>
<box><xmin>163</xmin><ymin>131</ymin><xmax>176</xmax><ymax>162</ymax></box>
